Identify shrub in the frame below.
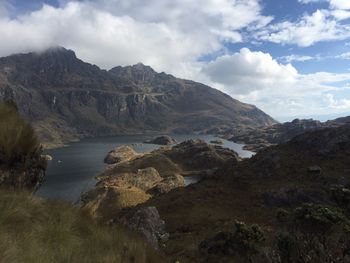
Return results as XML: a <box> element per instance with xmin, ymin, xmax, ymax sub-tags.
<box><xmin>275</xmin><ymin>232</ymin><xmax>299</xmax><ymax>263</ymax></box>
<box><xmin>0</xmin><ymin>101</ymin><xmax>40</xmax><ymax>166</ymax></box>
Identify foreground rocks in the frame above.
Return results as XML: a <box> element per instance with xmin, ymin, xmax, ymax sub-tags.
<box><xmin>145</xmin><ymin>136</ymin><xmax>177</xmax><ymax>146</ymax></box>
<box><xmin>127</xmin><ymin>207</ymin><xmax>169</xmax><ymax>250</ymax></box>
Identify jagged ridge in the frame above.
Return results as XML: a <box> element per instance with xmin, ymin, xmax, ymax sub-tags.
<box><xmin>0</xmin><ymin>47</ymin><xmax>276</xmax><ymax>146</ymax></box>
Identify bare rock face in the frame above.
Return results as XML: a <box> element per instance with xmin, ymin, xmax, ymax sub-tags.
<box><xmin>145</xmin><ymin>136</ymin><xmax>176</xmax><ymax>145</ymax></box>
<box><xmin>104</xmin><ymin>146</ymin><xmax>139</xmax><ymax>164</ymax></box>
<box><xmin>0</xmin><ymin>47</ymin><xmax>276</xmax><ymax>147</ymax></box>
<box><xmin>127</xmin><ymin>207</ymin><xmax>169</xmax><ymax>250</ymax></box>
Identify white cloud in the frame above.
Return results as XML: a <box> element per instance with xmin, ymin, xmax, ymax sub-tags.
<box><xmin>257</xmin><ymin>9</ymin><xmax>350</xmax><ymax>47</ymax></box>
<box><xmin>330</xmin><ymin>0</ymin><xmax>350</xmax><ymax>10</ymax></box>
<box><xmin>280</xmin><ymin>54</ymin><xmax>315</xmax><ymax>63</ymax></box>
<box><xmin>201</xmin><ymin>48</ymin><xmax>350</xmax><ymax>118</ymax></box>
<box><xmin>0</xmin><ymin>0</ymin><xmax>350</xmax><ymax>119</ymax></box>
<box><xmin>325</xmin><ymin>94</ymin><xmax>350</xmax><ymax>109</ymax></box>
<box><xmin>298</xmin><ymin>0</ymin><xmax>326</xmax><ymax>3</ymax></box>
<box><xmin>336</xmin><ymin>52</ymin><xmax>350</xmax><ymax>59</ymax></box>
<box><xmin>202</xmin><ymin>48</ymin><xmax>298</xmax><ymax>94</ymax></box>
<box><xmin>0</xmin><ymin>0</ymin><xmax>271</xmax><ymax>76</ymax></box>
<box><xmin>299</xmin><ymin>0</ymin><xmax>350</xmax><ymax>9</ymax></box>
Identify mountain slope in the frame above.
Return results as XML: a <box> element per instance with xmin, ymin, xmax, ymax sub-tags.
<box><xmin>231</xmin><ymin>116</ymin><xmax>350</xmax><ymax>152</ymax></box>
<box><xmin>0</xmin><ymin>47</ymin><xmax>276</xmax><ymax>147</ymax></box>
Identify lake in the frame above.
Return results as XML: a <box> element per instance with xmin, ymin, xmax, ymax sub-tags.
<box><xmin>36</xmin><ymin>134</ymin><xmax>253</xmax><ymax>203</ymax></box>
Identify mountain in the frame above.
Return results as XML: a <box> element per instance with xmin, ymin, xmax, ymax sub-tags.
<box><xmin>231</xmin><ymin>116</ymin><xmax>350</xmax><ymax>152</ymax></box>
<box><xmin>0</xmin><ymin>47</ymin><xmax>276</xmax><ymax>147</ymax></box>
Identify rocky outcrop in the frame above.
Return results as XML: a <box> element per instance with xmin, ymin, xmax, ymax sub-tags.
<box><xmin>104</xmin><ymin>146</ymin><xmax>139</xmax><ymax>164</ymax></box>
<box><xmin>0</xmin><ymin>47</ymin><xmax>276</xmax><ymax>147</ymax></box>
<box><xmin>144</xmin><ymin>135</ymin><xmax>176</xmax><ymax>145</ymax></box>
<box><xmin>210</xmin><ymin>139</ymin><xmax>223</xmax><ymax>145</ymax></box>
<box><xmin>82</xmin><ymin>140</ymin><xmax>241</xmax><ymax>220</ymax></box>
<box><xmin>149</xmin><ymin>174</ymin><xmax>185</xmax><ymax>195</ymax></box>
<box><xmin>127</xmin><ymin>207</ymin><xmax>169</xmax><ymax>250</ymax></box>
<box><xmin>230</xmin><ymin>118</ymin><xmax>350</xmax><ymax>152</ymax></box>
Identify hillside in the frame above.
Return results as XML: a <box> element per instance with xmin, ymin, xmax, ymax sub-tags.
<box><xmin>0</xmin><ymin>47</ymin><xmax>276</xmax><ymax>147</ymax></box>
<box><xmin>90</xmin><ymin>124</ymin><xmax>350</xmax><ymax>262</ymax></box>
<box><xmin>230</xmin><ymin>116</ymin><xmax>350</xmax><ymax>152</ymax></box>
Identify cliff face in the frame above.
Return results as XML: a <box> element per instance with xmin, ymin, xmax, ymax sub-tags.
<box><xmin>0</xmin><ymin>47</ymin><xmax>276</xmax><ymax>146</ymax></box>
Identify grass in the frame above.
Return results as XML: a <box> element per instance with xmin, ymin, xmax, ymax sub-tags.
<box><xmin>0</xmin><ymin>101</ymin><xmax>40</xmax><ymax>165</ymax></box>
<box><xmin>0</xmin><ymin>190</ymin><xmax>163</xmax><ymax>263</ymax></box>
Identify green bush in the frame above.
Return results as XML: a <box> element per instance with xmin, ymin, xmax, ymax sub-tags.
<box><xmin>0</xmin><ymin>101</ymin><xmax>40</xmax><ymax>166</ymax></box>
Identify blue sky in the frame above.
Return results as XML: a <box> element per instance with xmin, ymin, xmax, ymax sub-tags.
<box><xmin>1</xmin><ymin>0</ymin><xmax>350</xmax><ymax>121</ymax></box>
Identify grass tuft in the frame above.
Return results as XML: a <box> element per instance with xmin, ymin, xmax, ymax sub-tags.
<box><xmin>0</xmin><ymin>190</ymin><xmax>164</xmax><ymax>263</ymax></box>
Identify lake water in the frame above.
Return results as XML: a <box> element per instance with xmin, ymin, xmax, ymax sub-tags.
<box><xmin>36</xmin><ymin>135</ymin><xmax>253</xmax><ymax>203</ymax></box>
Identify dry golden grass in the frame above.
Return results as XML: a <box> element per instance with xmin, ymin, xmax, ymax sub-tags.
<box><xmin>0</xmin><ymin>190</ymin><xmax>164</xmax><ymax>263</ymax></box>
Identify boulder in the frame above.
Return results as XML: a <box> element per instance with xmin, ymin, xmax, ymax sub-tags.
<box><xmin>128</xmin><ymin>207</ymin><xmax>169</xmax><ymax>249</ymax></box>
<box><xmin>145</xmin><ymin>135</ymin><xmax>176</xmax><ymax>145</ymax></box>
<box><xmin>104</xmin><ymin>146</ymin><xmax>139</xmax><ymax>164</ymax></box>
<box><xmin>106</xmin><ymin>167</ymin><xmax>163</xmax><ymax>191</ymax></box>
<box><xmin>308</xmin><ymin>166</ymin><xmax>322</xmax><ymax>175</ymax></box>
<box><xmin>210</xmin><ymin>139</ymin><xmax>224</xmax><ymax>145</ymax></box>
<box><xmin>41</xmin><ymin>154</ymin><xmax>53</xmax><ymax>161</ymax></box>
<box><xmin>150</xmin><ymin>174</ymin><xmax>185</xmax><ymax>195</ymax></box>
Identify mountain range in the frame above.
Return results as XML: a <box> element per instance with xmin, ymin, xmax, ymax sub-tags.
<box><xmin>0</xmin><ymin>47</ymin><xmax>276</xmax><ymax>147</ymax></box>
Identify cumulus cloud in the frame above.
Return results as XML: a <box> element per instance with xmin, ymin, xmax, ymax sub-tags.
<box><xmin>0</xmin><ymin>0</ymin><xmax>350</xmax><ymax>119</ymax></box>
<box><xmin>330</xmin><ymin>0</ymin><xmax>350</xmax><ymax>10</ymax></box>
<box><xmin>0</xmin><ymin>0</ymin><xmax>272</xmax><ymax>76</ymax></box>
<box><xmin>202</xmin><ymin>48</ymin><xmax>298</xmax><ymax>94</ymax></box>
<box><xmin>201</xmin><ymin>48</ymin><xmax>350</xmax><ymax>118</ymax></box>
<box><xmin>257</xmin><ymin>9</ymin><xmax>350</xmax><ymax>47</ymax></box>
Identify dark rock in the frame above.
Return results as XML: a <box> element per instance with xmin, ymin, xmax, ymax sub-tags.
<box><xmin>144</xmin><ymin>135</ymin><xmax>176</xmax><ymax>145</ymax></box>
<box><xmin>308</xmin><ymin>166</ymin><xmax>322</xmax><ymax>175</ymax></box>
<box><xmin>127</xmin><ymin>207</ymin><xmax>169</xmax><ymax>249</ymax></box>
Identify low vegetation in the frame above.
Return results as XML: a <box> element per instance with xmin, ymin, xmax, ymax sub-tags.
<box><xmin>0</xmin><ymin>190</ymin><xmax>163</xmax><ymax>263</ymax></box>
<box><xmin>0</xmin><ymin>101</ymin><xmax>40</xmax><ymax>166</ymax></box>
